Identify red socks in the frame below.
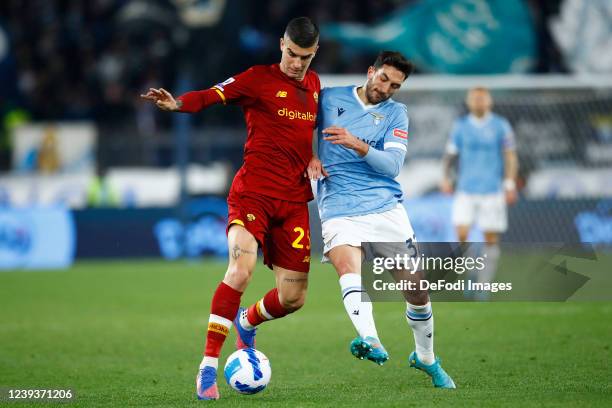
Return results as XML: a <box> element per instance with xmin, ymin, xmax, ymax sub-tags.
<box><xmin>204</xmin><ymin>282</ymin><xmax>242</xmax><ymax>357</ymax></box>
<box><xmin>246</xmin><ymin>288</ymin><xmax>289</xmax><ymax>327</ymax></box>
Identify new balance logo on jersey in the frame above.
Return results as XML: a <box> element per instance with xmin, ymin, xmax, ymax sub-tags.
<box><xmin>352</xmin><ymin>310</ymin><xmax>360</xmax><ymax>315</ymax></box>
<box><xmin>337</xmin><ymin>107</ymin><xmax>345</xmax><ymax>116</ymax></box>
<box><xmin>426</xmin><ymin>333</ymin><xmax>432</xmax><ymax>338</ymax></box>
<box><xmin>276</xmin><ymin>91</ymin><xmax>287</xmax><ymax>98</ymax></box>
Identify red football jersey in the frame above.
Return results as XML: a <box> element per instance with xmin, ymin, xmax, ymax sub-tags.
<box><xmin>177</xmin><ymin>64</ymin><xmax>320</xmax><ymax>202</ymax></box>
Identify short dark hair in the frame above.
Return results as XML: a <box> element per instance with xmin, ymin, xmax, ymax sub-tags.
<box><xmin>373</xmin><ymin>51</ymin><xmax>414</xmax><ymax>80</ymax></box>
<box><xmin>285</xmin><ymin>17</ymin><xmax>319</xmax><ymax>48</ymax></box>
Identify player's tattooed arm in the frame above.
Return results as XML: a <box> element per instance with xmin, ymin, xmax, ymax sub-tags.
<box><xmin>440</xmin><ymin>153</ymin><xmax>457</xmax><ymax>194</ymax></box>
<box><xmin>231</xmin><ymin>245</ymin><xmax>256</xmax><ymax>260</ymax></box>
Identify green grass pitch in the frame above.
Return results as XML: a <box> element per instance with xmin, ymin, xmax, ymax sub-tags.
<box><xmin>1</xmin><ymin>259</ymin><xmax>611</xmax><ymax>407</ymax></box>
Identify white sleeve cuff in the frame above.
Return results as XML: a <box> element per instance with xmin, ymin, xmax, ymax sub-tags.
<box><xmin>384</xmin><ymin>141</ymin><xmax>407</xmax><ymax>152</ymax></box>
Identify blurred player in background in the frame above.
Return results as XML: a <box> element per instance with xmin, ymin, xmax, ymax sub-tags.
<box><xmin>307</xmin><ymin>51</ymin><xmax>455</xmax><ymax>388</ymax></box>
<box><xmin>440</xmin><ymin>87</ymin><xmax>518</xmax><ymax>297</ymax></box>
<box><xmin>141</xmin><ymin>17</ymin><xmax>320</xmax><ymax>400</ymax></box>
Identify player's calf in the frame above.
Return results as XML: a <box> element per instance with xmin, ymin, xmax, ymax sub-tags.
<box><xmin>278</xmin><ymin>291</ymin><xmax>306</xmax><ymax>312</ymax></box>
<box><xmin>235</xmin><ymin>285</ymin><xmax>302</xmax><ymax>350</ymax></box>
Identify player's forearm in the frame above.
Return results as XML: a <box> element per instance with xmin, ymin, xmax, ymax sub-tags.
<box><xmin>504</xmin><ymin>150</ymin><xmax>518</xmax><ymax>185</ymax></box>
<box><xmin>176</xmin><ymin>89</ymin><xmax>223</xmax><ymax>113</ymax></box>
<box><xmin>442</xmin><ymin>153</ymin><xmax>457</xmax><ymax>180</ymax></box>
<box><xmin>363</xmin><ymin>148</ymin><xmax>405</xmax><ymax>178</ymax></box>
<box><xmin>352</xmin><ymin>139</ymin><xmax>370</xmax><ymax>157</ymax></box>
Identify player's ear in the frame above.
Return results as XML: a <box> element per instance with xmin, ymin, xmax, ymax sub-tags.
<box><xmin>280</xmin><ymin>37</ymin><xmax>285</xmax><ymax>52</ymax></box>
<box><xmin>367</xmin><ymin>66</ymin><xmax>376</xmax><ymax>79</ymax></box>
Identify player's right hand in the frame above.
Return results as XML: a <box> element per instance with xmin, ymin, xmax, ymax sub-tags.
<box><xmin>305</xmin><ymin>156</ymin><xmax>328</xmax><ymax>180</ymax></box>
<box><xmin>440</xmin><ymin>178</ymin><xmax>454</xmax><ymax>194</ymax></box>
<box><xmin>140</xmin><ymin>88</ymin><xmax>180</xmax><ymax>111</ymax></box>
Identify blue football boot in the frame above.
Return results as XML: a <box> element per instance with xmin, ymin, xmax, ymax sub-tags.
<box><xmin>350</xmin><ymin>336</ymin><xmax>389</xmax><ymax>365</ymax></box>
<box><xmin>234</xmin><ymin>307</ymin><xmax>257</xmax><ymax>349</ymax></box>
<box><xmin>196</xmin><ymin>366</ymin><xmax>219</xmax><ymax>400</ymax></box>
<box><xmin>408</xmin><ymin>351</ymin><xmax>456</xmax><ymax>389</ymax></box>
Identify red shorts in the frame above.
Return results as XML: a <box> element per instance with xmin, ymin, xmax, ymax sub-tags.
<box><xmin>227</xmin><ymin>192</ymin><xmax>311</xmax><ymax>273</ymax></box>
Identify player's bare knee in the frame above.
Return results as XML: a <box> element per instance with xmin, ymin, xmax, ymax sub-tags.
<box><xmin>484</xmin><ymin>232</ymin><xmax>499</xmax><ymax>245</ymax></box>
<box><xmin>333</xmin><ymin>259</ymin><xmax>359</xmax><ymax>276</ymax></box>
<box><xmin>225</xmin><ymin>264</ymin><xmax>253</xmax><ymax>287</ymax></box>
<box><xmin>404</xmin><ymin>289</ymin><xmax>429</xmax><ymax>305</ymax></box>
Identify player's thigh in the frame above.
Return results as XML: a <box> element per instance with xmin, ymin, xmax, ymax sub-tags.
<box><xmin>268</xmin><ymin>202</ymin><xmax>311</xmax><ymax>274</ymax></box>
<box><xmin>477</xmin><ymin>193</ymin><xmax>507</xmax><ymax>234</ymax></box>
<box><xmin>456</xmin><ymin>225</ymin><xmax>470</xmax><ymax>242</ymax></box>
<box><xmin>224</xmin><ymin>224</ymin><xmax>258</xmax><ymax>291</ymax></box>
<box><xmin>483</xmin><ymin>231</ymin><xmax>500</xmax><ymax>245</ymax></box>
<box><xmin>327</xmin><ymin>245</ymin><xmax>363</xmax><ymax>276</ymax></box>
<box><xmin>273</xmin><ymin>265</ymin><xmax>308</xmax><ymax>309</ymax></box>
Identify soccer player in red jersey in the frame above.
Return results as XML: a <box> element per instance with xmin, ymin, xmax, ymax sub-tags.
<box><xmin>141</xmin><ymin>17</ymin><xmax>320</xmax><ymax>400</ymax></box>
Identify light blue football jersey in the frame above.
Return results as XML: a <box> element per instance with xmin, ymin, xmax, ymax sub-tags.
<box><xmin>316</xmin><ymin>86</ymin><xmax>409</xmax><ymax>222</ymax></box>
<box><xmin>447</xmin><ymin>113</ymin><xmax>515</xmax><ymax>194</ymax></box>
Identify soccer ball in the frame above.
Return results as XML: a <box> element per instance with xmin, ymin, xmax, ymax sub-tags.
<box><xmin>224</xmin><ymin>348</ymin><xmax>271</xmax><ymax>394</ymax></box>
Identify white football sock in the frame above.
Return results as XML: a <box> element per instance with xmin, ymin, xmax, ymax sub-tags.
<box><xmin>339</xmin><ymin>273</ymin><xmax>379</xmax><ymax>339</ymax></box>
<box><xmin>406</xmin><ymin>302</ymin><xmax>435</xmax><ymax>365</ymax></box>
<box><xmin>200</xmin><ymin>356</ymin><xmax>218</xmax><ymax>370</ymax></box>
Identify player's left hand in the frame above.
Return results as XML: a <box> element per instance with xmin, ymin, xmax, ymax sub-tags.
<box><xmin>505</xmin><ymin>188</ymin><xmax>518</xmax><ymax>205</ymax></box>
<box><xmin>140</xmin><ymin>88</ymin><xmax>180</xmax><ymax>111</ymax></box>
<box><xmin>305</xmin><ymin>156</ymin><xmax>328</xmax><ymax>180</ymax></box>
<box><xmin>504</xmin><ymin>179</ymin><xmax>518</xmax><ymax>205</ymax></box>
<box><xmin>323</xmin><ymin>126</ymin><xmax>368</xmax><ymax>156</ymax></box>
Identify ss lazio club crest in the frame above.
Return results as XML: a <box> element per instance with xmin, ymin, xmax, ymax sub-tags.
<box><xmin>369</xmin><ymin>112</ymin><xmax>385</xmax><ymax>125</ymax></box>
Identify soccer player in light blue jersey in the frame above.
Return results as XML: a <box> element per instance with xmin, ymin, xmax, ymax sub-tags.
<box><xmin>307</xmin><ymin>51</ymin><xmax>455</xmax><ymax>388</ymax></box>
<box><xmin>441</xmin><ymin>87</ymin><xmax>519</xmax><ymax>296</ymax></box>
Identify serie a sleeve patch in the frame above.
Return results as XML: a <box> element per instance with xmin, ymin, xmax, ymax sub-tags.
<box><xmin>393</xmin><ymin>129</ymin><xmax>408</xmax><ymax>139</ymax></box>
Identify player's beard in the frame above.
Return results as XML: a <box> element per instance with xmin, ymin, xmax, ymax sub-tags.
<box><xmin>365</xmin><ymin>81</ymin><xmax>388</xmax><ymax>104</ymax></box>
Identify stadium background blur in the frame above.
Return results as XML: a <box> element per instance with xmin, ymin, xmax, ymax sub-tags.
<box><xmin>1</xmin><ymin>2</ymin><xmax>611</xmax><ymax>406</ymax></box>
<box><xmin>1</xmin><ymin>0</ymin><xmax>611</xmax><ymax>262</ymax></box>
